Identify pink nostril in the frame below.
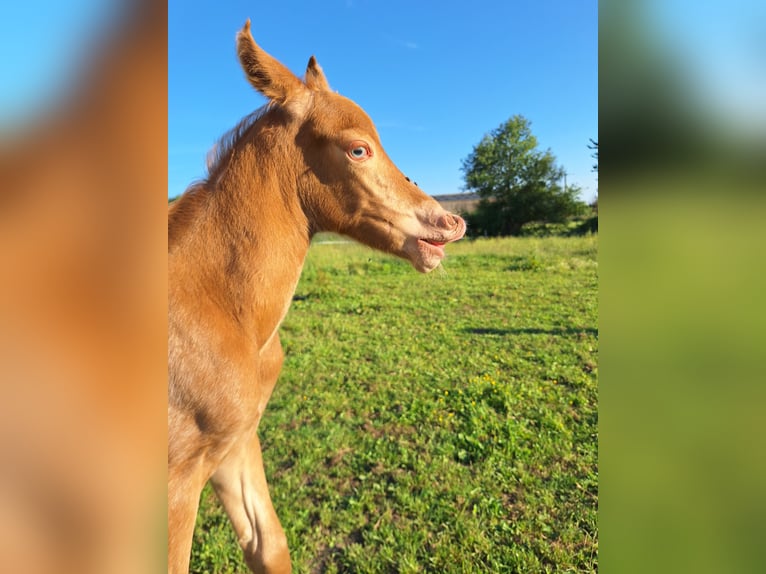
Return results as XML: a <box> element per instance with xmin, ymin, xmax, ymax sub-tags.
<box><xmin>439</xmin><ymin>213</ymin><xmax>457</xmax><ymax>228</ymax></box>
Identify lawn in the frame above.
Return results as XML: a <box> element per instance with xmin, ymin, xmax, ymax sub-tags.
<box><xmin>190</xmin><ymin>234</ymin><xmax>598</xmax><ymax>573</ymax></box>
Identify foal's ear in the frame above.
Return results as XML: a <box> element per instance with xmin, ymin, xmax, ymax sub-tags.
<box><xmin>237</xmin><ymin>20</ymin><xmax>307</xmax><ymax>109</ymax></box>
<box><xmin>305</xmin><ymin>56</ymin><xmax>331</xmax><ymax>92</ymax></box>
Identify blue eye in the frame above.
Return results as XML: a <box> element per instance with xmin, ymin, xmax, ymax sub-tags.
<box><xmin>347</xmin><ymin>141</ymin><xmax>371</xmax><ymax>160</ymax></box>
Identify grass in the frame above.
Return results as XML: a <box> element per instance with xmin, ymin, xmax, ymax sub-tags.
<box><xmin>190</xmin><ymin>234</ymin><xmax>598</xmax><ymax>573</ymax></box>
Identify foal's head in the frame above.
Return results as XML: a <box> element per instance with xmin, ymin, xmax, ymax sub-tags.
<box><xmin>236</xmin><ymin>20</ymin><xmax>465</xmax><ymax>272</ymax></box>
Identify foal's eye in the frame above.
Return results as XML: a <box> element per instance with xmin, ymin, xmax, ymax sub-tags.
<box><xmin>346</xmin><ymin>142</ymin><xmax>371</xmax><ymax>161</ymax></box>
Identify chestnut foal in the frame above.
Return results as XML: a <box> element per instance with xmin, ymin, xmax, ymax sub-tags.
<box><xmin>168</xmin><ymin>20</ymin><xmax>465</xmax><ymax>573</ymax></box>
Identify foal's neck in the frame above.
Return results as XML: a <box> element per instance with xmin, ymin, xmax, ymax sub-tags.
<box><xmin>198</xmin><ymin>137</ymin><xmax>312</xmax><ymax>350</ymax></box>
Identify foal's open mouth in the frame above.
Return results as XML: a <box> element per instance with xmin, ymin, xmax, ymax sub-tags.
<box><xmin>418</xmin><ymin>223</ymin><xmax>465</xmax><ymax>257</ymax></box>
<box><xmin>418</xmin><ymin>238</ymin><xmax>449</xmax><ymax>258</ymax></box>
<box><xmin>408</xmin><ymin>214</ymin><xmax>465</xmax><ymax>271</ymax></box>
<box><xmin>423</xmin><ymin>239</ymin><xmax>446</xmax><ymax>247</ymax></box>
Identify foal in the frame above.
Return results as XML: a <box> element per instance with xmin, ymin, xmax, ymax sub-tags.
<box><xmin>168</xmin><ymin>20</ymin><xmax>466</xmax><ymax>573</ymax></box>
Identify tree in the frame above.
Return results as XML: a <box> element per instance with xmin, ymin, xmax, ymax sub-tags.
<box><xmin>588</xmin><ymin>138</ymin><xmax>598</xmax><ymax>173</ymax></box>
<box><xmin>461</xmin><ymin>115</ymin><xmax>586</xmax><ymax>236</ymax></box>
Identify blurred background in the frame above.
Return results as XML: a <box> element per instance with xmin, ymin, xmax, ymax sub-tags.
<box><xmin>0</xmin><ymin>1</ymin><xmax>166</xmax><ymax>572</ymax></box>
<box><xmin>600</xmin><ymin>0</ymin><xmax>766</xmax><ymax>573</ymax></box>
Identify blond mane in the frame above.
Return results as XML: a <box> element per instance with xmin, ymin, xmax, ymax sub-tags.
<box><xmin>205</xmin><ymin>104</ymin><xmax>272</xmax><ymax>183</ymax></box>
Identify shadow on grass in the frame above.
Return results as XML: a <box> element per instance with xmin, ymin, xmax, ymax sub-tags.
<box><xmin>463</xmin><ymin>327</ymin><xmax>598</xmax><ymax>337</ymax></box>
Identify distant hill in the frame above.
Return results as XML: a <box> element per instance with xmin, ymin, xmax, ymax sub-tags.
<box><xmin>432</xmin><ymin>193</ymin><xmax>480</xmax><ymax>214</ymax></box>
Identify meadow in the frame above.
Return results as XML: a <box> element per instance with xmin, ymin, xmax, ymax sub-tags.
<box><xmin>190</xmin><ymin>234</ymin><xmax>598</xmax><ymax>573</ymax></box>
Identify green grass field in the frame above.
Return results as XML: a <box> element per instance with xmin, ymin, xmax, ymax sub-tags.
<box><xmin>190</xmin><ymin>235</ymin><xmax>598</xmax><ymax>573</ymax></box>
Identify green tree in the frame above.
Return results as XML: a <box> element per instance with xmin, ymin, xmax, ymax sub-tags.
<box><xmin>461</xmin><ymin>115</ymin><xmax>585</xmax><ymax>236</ymax></box>
<box><xmin>588</xmin><ymin>138</ymin><xmax>598</xmax><ymax>174</ymax></box>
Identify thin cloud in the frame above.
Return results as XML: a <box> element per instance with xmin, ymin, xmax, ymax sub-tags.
<box><xmin>383</xmin><ymin>34</ymin><xmax>420</xmax><ymax>50</ymax></box>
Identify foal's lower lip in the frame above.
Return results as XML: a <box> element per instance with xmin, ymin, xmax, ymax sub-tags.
<box><xmin>418</xmin><ymin>239</ymin><xmax>446</xmax><ymax>258</ymax></box>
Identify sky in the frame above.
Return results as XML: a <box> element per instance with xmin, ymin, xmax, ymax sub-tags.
<box><xmin>168</xmin><ymin>0</ymin><xmax>599</xmax><ymax>201</ymax></box>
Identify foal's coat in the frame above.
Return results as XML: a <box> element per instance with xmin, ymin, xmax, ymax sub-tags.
<box><xmin>168</xmin><ymin>20</ymin><xmax>466</xmax><ymax>573</ymax></box>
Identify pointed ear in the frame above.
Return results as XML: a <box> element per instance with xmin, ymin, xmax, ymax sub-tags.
<box><xmin>305</xmin><ymin>56</ymin><xmax>331</xmax><ymax>91</ymax></box>
<box><xmin>236</xmin><ymin>20</ymin><xmax>307</xmax><ymax>108</ymax></box>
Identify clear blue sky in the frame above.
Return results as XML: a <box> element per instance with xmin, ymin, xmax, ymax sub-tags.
<box><xmin>169</xmin><ymin>0</ymin><xmax>598</xmax><ymax>201</ymax></box>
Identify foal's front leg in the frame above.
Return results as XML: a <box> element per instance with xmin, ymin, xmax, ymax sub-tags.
<box><xmin>210</xmin><ymin>432</ymin><xmax>291</xmax><ymax>574</ymax></box>
<box><xmin>168</xmin><ymin>458</ymin><xmax>208</xmax><ymax>574</ymax></box>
